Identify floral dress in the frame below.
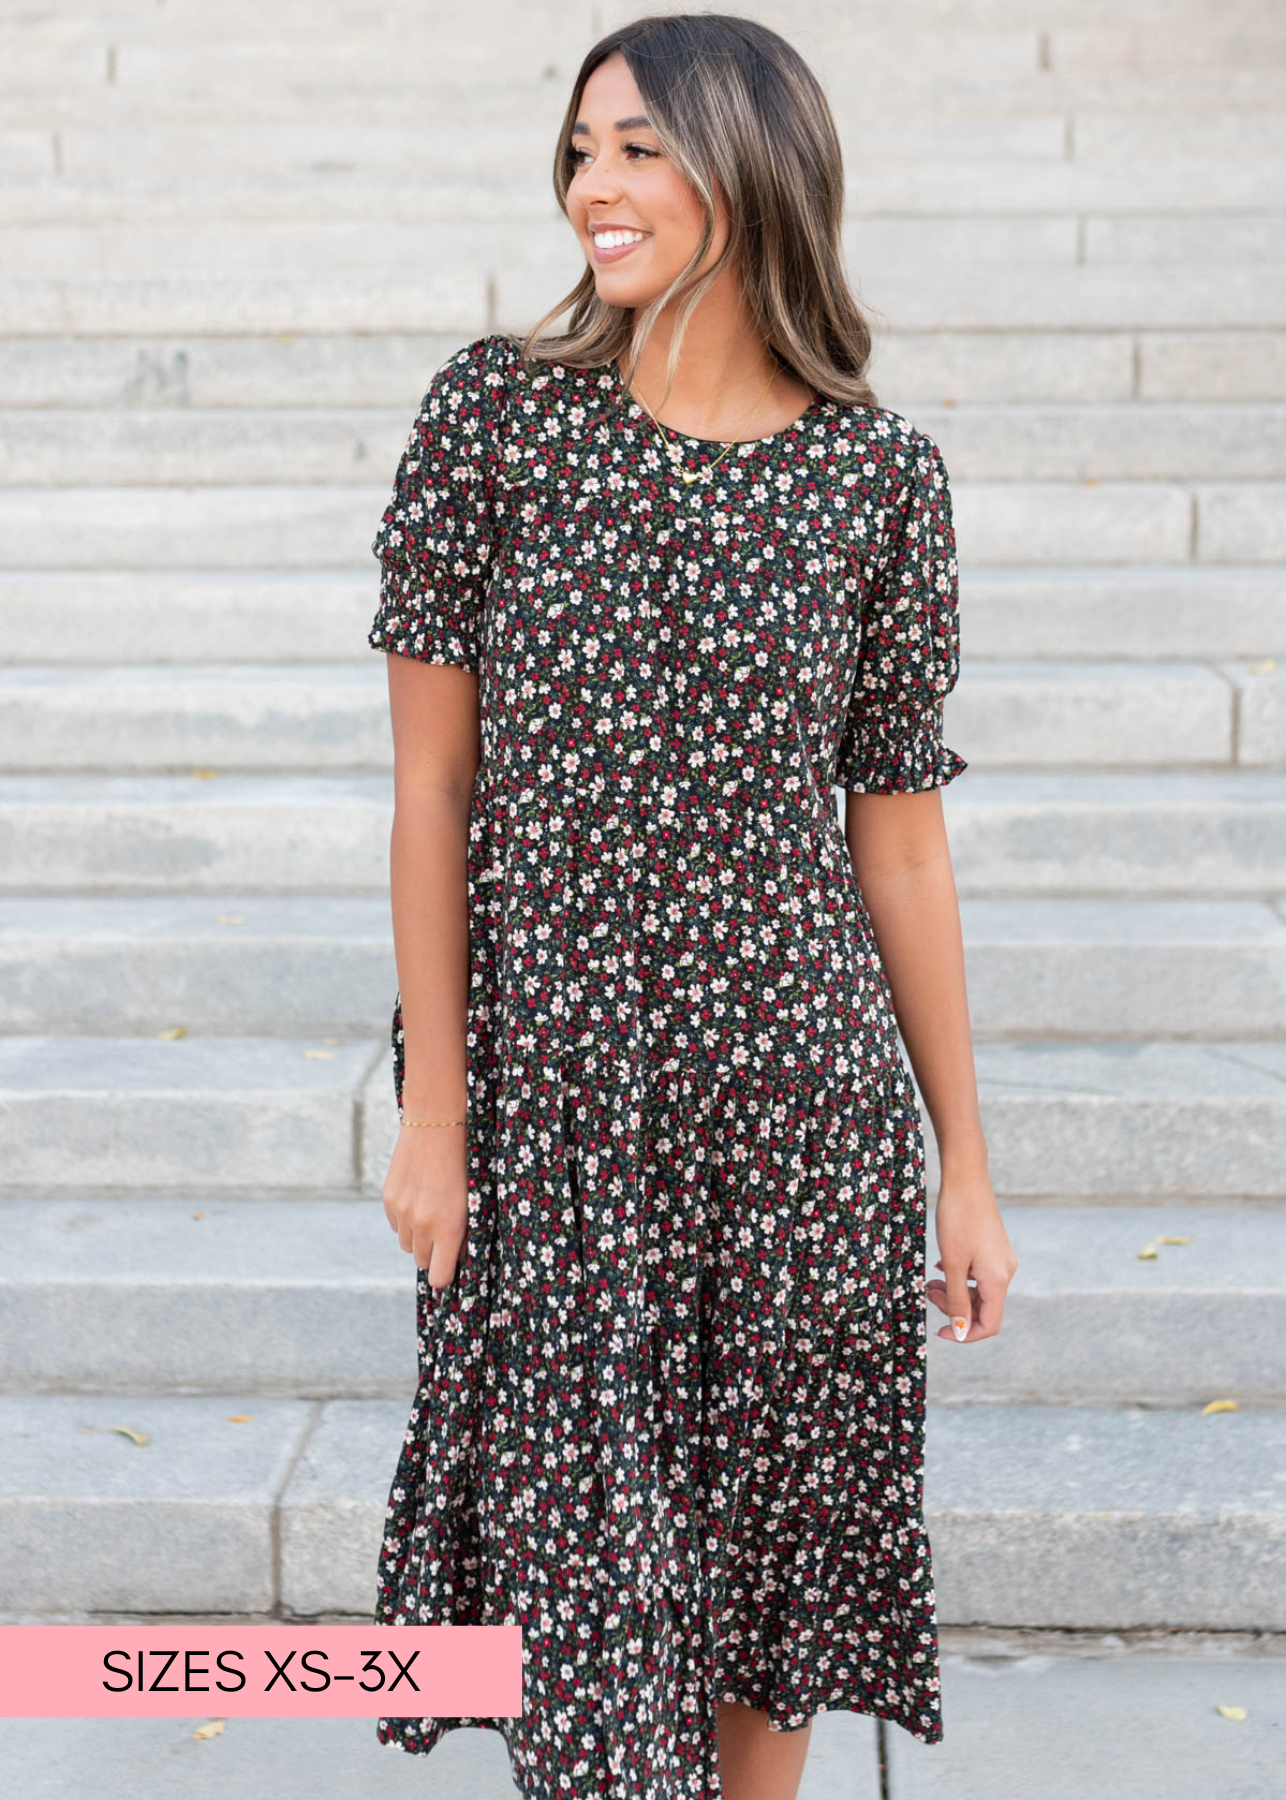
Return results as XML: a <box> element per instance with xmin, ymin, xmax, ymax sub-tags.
<box><xmin>367</xmin><ymin>331</ymin><xmax>966</xmax><ymax>1800</ymax></box>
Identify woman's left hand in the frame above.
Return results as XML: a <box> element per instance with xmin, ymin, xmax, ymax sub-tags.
<box><xmin>926</xmin><ymin>1169</ymin><xmax>1019</xmax><ymax>1343</ymax></box>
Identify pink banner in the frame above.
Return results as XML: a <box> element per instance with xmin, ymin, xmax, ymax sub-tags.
<box><xmin>0</xmin><ymin>1625</ymin><xmax>522</xmax><ymax>1718</ymax></box>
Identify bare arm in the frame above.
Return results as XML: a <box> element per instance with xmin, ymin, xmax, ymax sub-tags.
<box><xmin>381</xmin><ymin>653</ymin><xmax>480</xmax><ymax>1287</ymax></box>
<box><xmin>844</xmin><ymin>786</ymin><xmax>1017</xmax><ymax>1341</ymax></box>
<box><xmin>843</xmin><ymin>787</ymin><xmax>984</xmax><ymax>1173</ymax></box>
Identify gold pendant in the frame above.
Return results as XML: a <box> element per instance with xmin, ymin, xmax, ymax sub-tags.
<box><xmin>680</xmin><ymin>469</ymin><xmax>701</xmax><ymax>485</ymax></box>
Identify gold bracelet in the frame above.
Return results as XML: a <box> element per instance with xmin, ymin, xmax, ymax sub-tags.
<box><xmin>400</xmin><ymin>1116</ymin><xmax>466</xmax><ymax>1128</ymax></box>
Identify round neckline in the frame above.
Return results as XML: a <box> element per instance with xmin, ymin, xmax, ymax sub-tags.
<box><xmin>607</xmin><ymin>356</ymin><xmax>824</xmax><ymax>452</ymax></box>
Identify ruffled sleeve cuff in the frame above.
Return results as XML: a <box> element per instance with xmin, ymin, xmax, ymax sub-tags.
<box><xmin>832</xmin><ymin>698</ymin><xmax>967</xmax><ymax>794</ymax></box>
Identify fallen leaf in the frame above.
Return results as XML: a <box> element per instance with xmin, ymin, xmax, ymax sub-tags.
<box><xmin>216</xmin><ymin>914</ymin><xmax>245</xmax><ymax>926</ymax></box>
<box><xmin>156</xmin><ymin>1026</ymin><xmax>187</xmax><ymax>1040</ymax></box>
<box><xmin>1201</xmin><ymin>1399</ymin><xmax>1239</xmax><ymax>1414</ymax></box>
<box><xmin>110</xmin><ymin>1426</ymin><xmax>150</xmax><ymax>1447</ymax></box>
<box><xmin>1084</xmin><ymin>477</ymin><xmax>1101</xmax><ymax>487</ymax></box>
<box><xmin>304</xmin><ymin>1049</ymin><xmax>336</xmax><ymax>1060</ymax></box>
<box><xmin>1156</xmin><ymin>1235</ymin><xmax>1191</xmax><ymax>1245</ymax></box>
<box><xmin>1216</xmin><ymin>1704</ymin><xmax>1247</xmax><ymax>1721</ymax></box>
<box><xmin>191</xmin><ymin>769</ymin><xmax>220</xmax><ymax>779</ymax></box>
<box><xmin>192</xmin><ymin>1719</ymin><xmax>226</xmax><ymax>1740</ymax></box>
<box><xmin>1137</xmin><ymin>1242</ymin><xmax>1158</xmax><ymax>1260</ymax></box>
<box><xmin>191</xmin><ymin>1211</ymin><xmax>204</xmax><ymax>1220</ymax></box>
<box><xmin>225</xmin><ymin>1415</ymin><xmax>253</xmax><ymax>1423</ymax></box>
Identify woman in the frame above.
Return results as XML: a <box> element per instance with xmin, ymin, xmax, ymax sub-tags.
<box><xmin>369</xmin><ymin>13</ymin><xmax>1018</xmax><ymax>1800</ymax></box>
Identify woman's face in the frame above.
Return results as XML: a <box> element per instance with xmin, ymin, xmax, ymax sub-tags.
<box><xmin>564</xmin><ymin>50</ymin><xmax>730</xmax><ymax>310</ymax></box>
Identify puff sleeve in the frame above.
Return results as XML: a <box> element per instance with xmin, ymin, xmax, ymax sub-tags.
<box><xmin>367</xmin><ymin>333</ymin><xmax>514</xmax><ymax>673</ymax></box>
<box><xmin>833</xmin><ymin>429</ymin><xmax>968</xmax><ymax>793</ymax></box>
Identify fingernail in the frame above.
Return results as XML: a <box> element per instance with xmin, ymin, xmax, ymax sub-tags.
<box><xmin>951</xmin><ymin>1315</ymin><xmax>969</xmax><ymax>1342</ymax></box>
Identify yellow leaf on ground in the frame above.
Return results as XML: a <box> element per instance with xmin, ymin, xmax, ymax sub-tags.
<box><xmin>191</xmin><ymin>1211</ymin><xmax>204</xmax><ymax>1220</ymax></box>
<box><xmin>156</xmin><ymin>1026</ymin><xmax>187</xmax><ymax>1040</ymax></box>
<box><xmin>191</xmin><ymin>769</ymin><xmax>219</xmax><ymax>779</ymax></box>
<box><xmin>1156</xmin><ymin>1235</ymin><xmax>1191</xmax><ymax>1245</ymax></box>
<box><xmin>1137</xmin><ymin>1243</ymin><xmax>1158</xmax><ymax>1259</ymax></box>
<box><xmin>216</xmin><ymin>915</ymin><xmax>245</xmax><ymax>925</ymax></box>
<box><xmin>304</xmin><ymin>1049</ymin><xmax>335</xmax><ymax>1060</ymax></box>
<box><xmin>1201</xmin><ymin>1399</ymin><xmax>1240</xmax><ymax>1414</ymax></box>
<box><xmin>110</xmin><ymin>1426</ymin><xmax>150</xmax><ymax>1447</ymax></box>
<box><xmin>192</xmin><ymin>1719</ymin><xmax>226</xmax><ymax>1740</ymax></box>
<box><xmin>225</xmin><ymin>1415</ymin><xmax>253</xmax><ymax>1423</ymax></box>
<box><xmin>1216</xmin><ymin>1705</ymin><xmax>1247</xmax><ymax>1721</ymax></box>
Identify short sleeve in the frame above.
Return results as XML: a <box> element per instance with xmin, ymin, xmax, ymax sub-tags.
<box><xmin>367</xmin><ymin>333</ymin><xmax>515</xmax><ymax>673</ymax></box>
<box><xmin>833</xmin><ymin>429</ymin><xmax>968</xmax><ymax>794</ymax></box>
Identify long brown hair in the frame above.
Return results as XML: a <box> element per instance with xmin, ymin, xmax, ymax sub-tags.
<box><xmin>518</xmin><ymin>11</ymin><xmax>880</xmax><ymax>410</ymax></box>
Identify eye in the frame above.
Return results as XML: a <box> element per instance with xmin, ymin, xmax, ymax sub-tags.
<box><xmin>565</xmin><ymin>141</ymin><xmax>659</xmax><ymax>167</ymax></box>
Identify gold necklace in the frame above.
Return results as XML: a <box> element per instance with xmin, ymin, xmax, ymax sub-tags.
<box><xmin>626</xmin><ymin>360</ymin><xmax>779</xmax><ymax>486</ymax></box>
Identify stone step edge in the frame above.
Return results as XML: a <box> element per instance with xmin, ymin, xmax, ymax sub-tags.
<box><xmin>0</xmin><ymin>1395</ymin><xmax>1281</xmax><ymax>1624</ymax></box>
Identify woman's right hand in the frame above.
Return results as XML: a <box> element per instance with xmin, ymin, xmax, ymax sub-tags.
<box><xmin>381</xmin><ymin>1123</ymin><xmax>470</xmax><ymax>1291</ymax></box>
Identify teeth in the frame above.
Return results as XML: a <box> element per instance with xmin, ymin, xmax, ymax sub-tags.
<box><xmin>593</xmin><ymin>229</ymin><xmax>646</xmax><ymax>249</ymax></box>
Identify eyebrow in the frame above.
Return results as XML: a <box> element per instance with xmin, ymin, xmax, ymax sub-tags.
<box><xmin>570</xmin><ymin>115</ymin><xmax>653</xmax><ymax>135</ymax></box>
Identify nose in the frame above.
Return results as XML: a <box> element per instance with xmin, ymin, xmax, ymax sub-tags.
<box><xmin>574</xmin><ymin>150</ymin><xmax>625</xmax><ymax>210</ymax></box>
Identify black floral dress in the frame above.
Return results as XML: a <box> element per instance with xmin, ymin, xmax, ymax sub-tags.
<box><xmin>367</xmin><ymin>331</ymin><xmax>966</xmax><ymax>1799</ymax></box>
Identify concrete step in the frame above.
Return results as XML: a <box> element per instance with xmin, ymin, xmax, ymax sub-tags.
<box><xmin>3</xmin><ymin>770</ymin><xmax>1285</xmax><ymax>896</ymax></box>
<box><xmin>0</xmin><ymin>1712</ymin><xmax>539</xmax><ymax>1800</ymax></box>
<box><xmin>0</xmin><ymin>330</ymin><xmax>470</xmax><ymax>408</ymax></box>
<box><xmin>0</xmin><ymin>273</ymin><xmax>488</xmax><ymax>338</ymax></box>
<box><xmin>4</xmin><ymin>262</ymin><xmax>1286</xmax><ymax>341</ymax></box>
<box><xmin>9</xmin><ymin>151</ymin><xmax>1286</xmax><ymax>229</ymax></box>
<box><xmin>1</xmin><ymin>327</ymin><xmax>1283</xmax><ymax>410</ymax></box>
<box><xmin>953</xmin><ymin>1039</ymin><xmax>1286</xmax><ymax>1199</ymax></box>
<box><xmin>2</xmin><ymin>567</ymin><xmax>1280</xmax><ymax>666</ymax></box>
<box><xmin>2</xmin><ymin>1034</ymin><xmax>1284</xmax><ymax>1199</ymax></box>
<box><xmin>939</xmin><ymin>769</ymin><xmax>1286</xmax><ymax>896</ymax></box>
<box><xmin>1</xmin><ymin>1653</ymin><xmax>1281</xmax><ymax>1800</ymax></box>
<box><xmin>10</xmin><ymin>110</ymin><xmax>1272</xmax><ymax>188</ymax></box>
<box><xmin>0</xmin><ymin>571</ymin><xmax>372</xmax><ymax>665</ymax></box>
<box><xmin>1</xmin><ymin>660</ymin><xmax>1281</xmax><ymax>773</ymax></box>
<box><xmin>4</xmin><ymin>479</ymin><xmax>1282</xmax><ymax>568</ymax></box>
<box><xmin>883</xmin><ymin>328</ymin><xmax>1286</xmax><ymax>403</ymax></box>
<box><xmin>952</xmin><ymin>659</ymin><xmax>1282</xmax><ymax>769</ymax></box>
<box><xmin>0</xmin><ymin>215</ymin><xmax>1068</xmax><ymax>281</ymax></box>
<box><xmin>0</xmin><ymin>773</ymin><xmax>396</xmax><ymax>894</ymax></box>
<box><xmin>0</xmin><ymin>1035</ymin><xmax>384</xmax><ymax>1195</ymax></box>
<box><xmin>890</xmin><ymin>1647</ymin><xmax>1286</xmax><ymax>1800</ymax></box>
<box><xmin>3</xmin><ymin>894</ymin><xmax>1283</xmax><ymax>1039</ymax></box>
<box><xmin>956</xmin><ymin>567</ymin><xmax>1285</xmax><ymax>660</ymax></box>
<box><xmin>6</xmin><ymin>61</ymin><xmax>1284</xmax><ymax>134</ymax></box>
<box><xmin>0</xmin><ymin>1196</ymin><xmax>1278</xmax><ymax>1404</ymax></box>
<box><xmin>922</xmin><ymin>403</ymin><xmax>1286</xmax><ymax>481</ymax></box>
<box><xmin>0</xmin><ymin>666</ymin><xmax>395</xmax><ymax>774</ymax></box>
<box><xmin>959</xmin><ymin>896</ymin><xmax>1286</xmax><ymax>1038</ymax></box>
<box><xmin>13</xmin><ymin>0</ymin><xmax>1286</xmax><ymax>48</ymax></box>
<box><xmin>8</xmin><ymin>402</ymin><xmax>1286</xmax><ymax>486</ymax></box>
<box><xmin>0</xmin><ymin>1391</ymin><xmax>1280</xmax><ymax>1624</ymax></box>
<box><xmin>0</xmin><ymin>895</ymin><xmax>398</xmax><ymax>1034</ymax></box>
<box><xmin>9</xmin><ymin>210</ymin><xmax>1286</xmax><ymax>280</ymax></box>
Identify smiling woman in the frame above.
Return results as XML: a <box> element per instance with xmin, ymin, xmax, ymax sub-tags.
<box><xmin>368</xmin><ymin>12</ymin><xmax>1015</xmax><ymax>1800</ymax></box>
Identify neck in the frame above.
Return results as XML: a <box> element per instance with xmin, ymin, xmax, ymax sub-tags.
<box><xmin>623</xmin><ymin>289</ymin><xmax>778</xmax><ymax>435</ymax></box>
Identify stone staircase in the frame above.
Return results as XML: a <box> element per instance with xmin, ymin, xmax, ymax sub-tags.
<box><xmin>2</xmin><ymin>1</ymin><xmax>1284</xmax><ymax>1794</ymax></box>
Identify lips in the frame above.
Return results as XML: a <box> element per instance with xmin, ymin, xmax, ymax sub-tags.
<box><xmin>590</xmin><ymin>229</ymin><xmax>650</xmax><ymax>265</ymax></box>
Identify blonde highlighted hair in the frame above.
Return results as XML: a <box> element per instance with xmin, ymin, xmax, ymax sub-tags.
<box><xmin>519</xmin><ymin>10</ymin><xmax>880</xmax><ymax>410</ymax></box>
